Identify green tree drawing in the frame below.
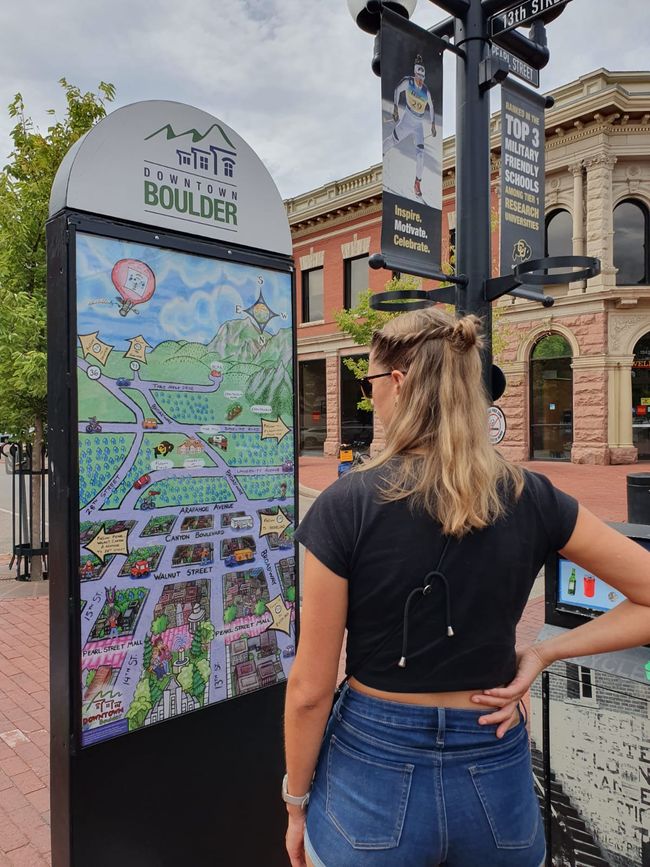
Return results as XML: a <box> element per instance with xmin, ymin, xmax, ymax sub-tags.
<box><xmin>143</xmin><ymin>635</ymin><xmax>153</xmax><ymax>671</ymax></box>
<box><xmin>126</xmin><ymin>675</ymin><xmax>152</xmax><ymax>731</ymax></box>
<box><xmin>177</xmin><ymin>663</ymin><xmax>194</xmax><ymax>694</ymax></box>
<box><xmin>151</xmin><ymin>614</ymin><xmax>168</xmax><ymax>635</ymax></box>
<box><xmin>0</xmin><ymin>79</ymin><xmax>115</xmax><ymax>578</ymax></box>
<box><xmin>223</xmin><ymin>605</ymin><xmax>238</xmax><ymax>624</ymax></box>
<box><xmin>190</xmin><ymin>629</ymin><xmax>203</xmax><ymax>661</ymax></box>
<box><xmin>254</xmin><ymin>600</ymin><xmax>266</xmax><ymax>617</ymax></box>
<box><xmin>190</xmin><ymin>667</ymin><xmax>207</xmax><ymax>703</ymax></box>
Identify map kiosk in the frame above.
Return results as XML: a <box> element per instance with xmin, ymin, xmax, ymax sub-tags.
<box><xmin>47</xmin><ymin>101</ymin><xmax>297</xmax><ymax>866</ymax></box>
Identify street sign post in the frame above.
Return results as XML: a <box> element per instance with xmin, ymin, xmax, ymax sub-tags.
<box><xmin>490</xmin><ymin>43</ymin><xmax>539</xmax><ymax>88</ymax></box>
<box><xmin>490</xmin><ymin>0</ymin><xmax>572</xmax><ymax>37</ymax></box>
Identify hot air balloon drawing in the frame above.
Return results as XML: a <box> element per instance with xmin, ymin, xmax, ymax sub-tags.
<box><xmin>111</xmin><ymin>259</ymin><xmax>156</xmax><ymax>317</ymax></box>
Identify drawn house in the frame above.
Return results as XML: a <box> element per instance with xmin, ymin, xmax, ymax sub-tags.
<box><xmin>209</xmin><ymin>146</ymin><xmax>237</xmax><ymax>180</ymax></box>
<box><xmin>178</xmin><ymin>438</ymin><xmax>204</xmax><ymax>455</ymax></box>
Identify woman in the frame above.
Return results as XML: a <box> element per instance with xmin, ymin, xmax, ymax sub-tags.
<box><xmin>284</xmin><ymin>308</ymin><xmax>650</xmax><ymax>867</ymax></box>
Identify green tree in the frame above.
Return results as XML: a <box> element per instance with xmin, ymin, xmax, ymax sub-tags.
<box><xmin>177</xmin><ymin>663</ymin><xmax>194</xmax><ymax>694</ymax></box>
<box><xmin>190</xmin><ymin>628</ymin><xmax>203</xmax><ymax>660</ymax></box>
<box><xmin>0</xmin><ymin>78</ymin><xmax>115</xmax><ymax>578</ymax></box>
<box><xmin>254</xmin><ymin>599</ymin><xmax>266</xmax><ymax>617</ymax></box>
<box><xmin>223</xmin><ymin>604</ymin><xmax>238</xmax><ymax>624</ymax></box>
<box><xmin>151</xmin><ymin>614</ymin><xmax>168</xmax><ymax>635</ymax></box>
<box><xmin>126</xmin><ymin>675</ymin><xmax>152</xmax><ymax>731</ymax></box>
<box><xmin>142</xmin><ymin>635</ymin><xmax>153</xmax><ymax>671</ymax></box>
<box><xmin>286</xmin><ymin>586</ymin><xmax>296</xmax><ymax>604</ymax></box>
<box><xmin>199</xmin><ymin>621</ymin><xmax>215</xmax><ymax>644</ymax></box>
<box><xmin>190</xmin><ymin>667</ymin><xmax>207</xmax><ymax>703</ymax></box>
<box><xmin>196</xmin><ymin>657</ymin><xmax>210</xmax><ymax>684</ymax></box>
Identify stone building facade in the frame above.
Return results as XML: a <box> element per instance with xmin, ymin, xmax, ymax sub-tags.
<box><xmin>286</xmin><ymin>69</ymin><xmax>650</xmax><ymax>463</ymax></box>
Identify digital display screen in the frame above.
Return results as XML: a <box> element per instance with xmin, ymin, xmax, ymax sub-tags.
<box><xmin>557</xmin><ymin>538</ymin><xmax>650</xmax><ymax>615</ymax></box>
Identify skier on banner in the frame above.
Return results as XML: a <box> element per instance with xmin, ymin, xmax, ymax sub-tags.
<box><xmin>384</xmin><ymin>54</ymin><xmax>436</xmax><ymax>200</ymax></box>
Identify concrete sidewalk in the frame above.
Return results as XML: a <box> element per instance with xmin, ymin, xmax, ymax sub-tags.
<box><xmin>0</xmin><ymin>456</ymin><xmax>640</xmax><ymax>864</ymax></box>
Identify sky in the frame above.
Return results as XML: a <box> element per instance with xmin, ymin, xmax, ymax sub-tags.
<box><xmin>1</xmin><ymin>0</ymin><xmax>649</xmax><ymax>200</ymax></box>
<box><xmin>76</xmin><ymin>234</ymin><xmax>292</xmax><ymax>347</ymax></box>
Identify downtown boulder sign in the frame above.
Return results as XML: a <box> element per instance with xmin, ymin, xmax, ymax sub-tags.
<box><xmin>47</xmin><ymin>102</ymin><xmax>297</xmax><ymax>867</ymax></box>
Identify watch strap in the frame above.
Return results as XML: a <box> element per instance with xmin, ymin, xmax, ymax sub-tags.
<box><xmin>282</xmin><ymin>773</ymin><xmax>310</xmax><ymax>808</ymax></box>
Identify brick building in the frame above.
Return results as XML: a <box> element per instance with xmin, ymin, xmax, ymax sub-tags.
<box><xmin>286</xmin><ymin>69</ymin><xmax>650</xmax><ymax>464</ymax></box>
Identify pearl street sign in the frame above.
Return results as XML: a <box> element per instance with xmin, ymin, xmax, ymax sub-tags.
<box><xmin>490</xmin><ymin>43</ymin><xmax>539</xmax><ymax>88</ymax></box>
<box><xmin>489</xmin><ymin>0</ymin><xmax>572</xmax><ymax>37</ymax></box>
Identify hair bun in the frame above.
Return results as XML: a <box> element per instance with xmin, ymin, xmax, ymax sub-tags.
<box><xmin>449</xmin><ymin>316</ymin><xmax>482</xmax><ymax>353</ymax></box>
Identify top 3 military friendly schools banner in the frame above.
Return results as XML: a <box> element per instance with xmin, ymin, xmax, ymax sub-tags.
<box><xmin>500</xmin><ymin>78</ymin><xmax>545</xmax><ymax>279</ymax></box>
<box><xmin>380</xmin><ymin>8</ymin><xmax>444</xmax><ymax>277</ymax></box>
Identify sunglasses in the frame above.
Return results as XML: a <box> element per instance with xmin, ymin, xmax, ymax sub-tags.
<box><xmin>360</xmin><ymin>371</ymin><xmax>402</xmax><ymax>398</ymax></box>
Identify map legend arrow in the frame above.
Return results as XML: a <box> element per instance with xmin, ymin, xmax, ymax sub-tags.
<box><xmin>265</xmin><ymin>595</ymin><xmax>292</xmax><ymax>635</ymax></box>
<box><xmin>85</xmin><ymin>526</ymin><xmax>130</xmax><ymax>563</ymax></box>
<box><xmin>260</xmin><ymin>416</ymin><xmax>291</xmax><ymax>443</ymax></box>
<box><xmin>259</xmin><ymin>508</ymin><xmax>292</xmax><ymax>538</ymax></box>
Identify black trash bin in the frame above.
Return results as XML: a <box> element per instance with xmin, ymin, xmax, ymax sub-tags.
<box><xmin>627</xmin><ymin>472</ymin><xmax>650</xmax><ymax>525</ymax></box>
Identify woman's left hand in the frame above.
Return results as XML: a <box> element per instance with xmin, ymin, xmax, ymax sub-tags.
<box><xmin>471</xmin><ymin>645</ymin><xmax>547</xmax><ymax>738</ymax></box>
<box><xmin>286</xmin><ymin>808</ymin><xmax>307</xmax><ymax>867</ymax></box>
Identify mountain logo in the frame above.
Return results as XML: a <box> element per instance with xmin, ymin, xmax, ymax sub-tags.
<box><xmin>145</xmin><ymin>123</ymin><xmax>235</xmax><ymax>149</ymax></box>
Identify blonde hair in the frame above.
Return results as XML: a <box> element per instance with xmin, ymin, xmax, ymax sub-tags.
<box><xmin>360</xmin><ymin>306</ymin><xmax>524</xmax><ymax>537</ymax></box>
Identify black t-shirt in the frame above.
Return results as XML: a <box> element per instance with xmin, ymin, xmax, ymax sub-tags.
<box><xmin>294</xmin><ymin>462</ymin><xmax>578</xmax><ymax>692</ymax></box>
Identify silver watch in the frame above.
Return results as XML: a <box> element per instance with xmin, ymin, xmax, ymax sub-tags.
<box><xmin>282</xmin><ymin>773</ymin><xmax>310</xmax><ymax>809</ymax></box>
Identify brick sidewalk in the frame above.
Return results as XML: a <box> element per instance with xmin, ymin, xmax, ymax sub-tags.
<box><xmin>0</xmin><ymin>599</ymin><xmax>51</xmax><ymax>866</ymax></box>
<box><xmin>299</xmin><ymin>456</ymin><xmax>638</xmax><ymax>522</ymax></box>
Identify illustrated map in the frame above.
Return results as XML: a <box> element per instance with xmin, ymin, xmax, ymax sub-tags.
<box><xmin>76</xmin><ymin>232</ymin><xmax>296</xmax><ymax>745</ymax></box>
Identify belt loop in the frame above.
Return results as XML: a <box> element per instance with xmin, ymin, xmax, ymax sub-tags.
<box><xmin>436</xmin><ymin>707</ymin><xmax>446</xmax><ymax>747</ymax></box>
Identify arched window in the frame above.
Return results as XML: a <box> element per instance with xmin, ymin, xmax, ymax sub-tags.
<box><xmin>530</xmin><ymin>334</ymin><xmax>573</xmax><ymax>460</ymax></box>
<box><xmin>614</xmin><ymin>199</ymin><xmax>648</xmax><ymax>285</ymax></box>
<box><xmin>545</xmin><ymin>209</ymin><xmax>573</xmax><ymax>258</ymax></box>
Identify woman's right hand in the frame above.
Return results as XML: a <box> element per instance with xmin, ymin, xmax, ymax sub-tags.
<box><xmin>471</xmin><ymin>645</ymin><xmax>548</xmax><ymax>737</ymax></box>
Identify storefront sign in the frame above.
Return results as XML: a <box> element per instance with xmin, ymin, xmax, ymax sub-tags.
<box><xmin>380</xmin><ymin>8</ymin><xmax>444</xmax><ymax>277</ymax></box>
<box><xmin>500</xmin><ymin>79</ymin><xmax>545</xmax><ymax>280</ymax></box>
<box><xmin>488</xmin><ymin>406</ymin><xmax>507</xmax><ymax>445</ymax></box>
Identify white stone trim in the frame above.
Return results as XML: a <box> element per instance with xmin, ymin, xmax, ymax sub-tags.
<box><xmin>341</xmin><ymin>234</ymin><xmax>371</xmax><ymax>259</ymax></box>
<box><xmin>516</xmin><ymin>322</ymin><xmax>581</xmax><ymax>362</ymax></box>
<box><xmin>299</xmin><ymin>249</ymin><xmax>324</xmax><ymax>271</ymax></box>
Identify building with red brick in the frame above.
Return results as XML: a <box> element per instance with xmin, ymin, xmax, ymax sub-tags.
<box><xmin>286</xmin><ymin>69</ymin><xmax>650</xmax><ymax>464</ymax></box>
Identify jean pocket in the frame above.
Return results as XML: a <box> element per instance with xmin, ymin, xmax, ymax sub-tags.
<box><xmin>326</xmin><ymin>735</ymin><xmax>414</xmax><ymax>850</ymax></box>
<box><xmin>469</xmin><ymin>747</ymin><xmax>540</xmax><ymax>849</ymax></box>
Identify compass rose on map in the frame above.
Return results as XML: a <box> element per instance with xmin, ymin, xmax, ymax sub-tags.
<box><xmin>243</xmin><ymin>286</ymin><xmax>279</xmax><ymax>334</ymax></box>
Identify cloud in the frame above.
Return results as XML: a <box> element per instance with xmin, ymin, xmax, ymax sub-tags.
<box><xmin>1</xmin><ymin>0</ymin><xmax>649</xmax><ymax>201</ymax></box>
<box><xmin>160</xmin><ymin>285</ymin><xmax>245</xmax><ymax>343</ymax></box>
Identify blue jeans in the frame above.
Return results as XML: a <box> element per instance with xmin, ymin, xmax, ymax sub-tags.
<box><xmin>304</xmin><ymin>684</ymin><xmax>545</xmax><ymax>867</ymax></box>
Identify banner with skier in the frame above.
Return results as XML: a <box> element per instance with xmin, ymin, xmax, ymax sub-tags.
<box><xmin>380</xmin><ymin>8</ymin><xmax>444</xmax><ymax>276</ymax></box>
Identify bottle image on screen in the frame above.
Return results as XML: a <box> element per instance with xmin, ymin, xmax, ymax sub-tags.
<box><xmin>583</xmin><ymin>575</ymin><xmax>596</xmax><ymax>598</ymax></box>
<box><xmin>567</xmin><ymin>567</ymin><xmax>577</xmax><ymax>596</ymax></box>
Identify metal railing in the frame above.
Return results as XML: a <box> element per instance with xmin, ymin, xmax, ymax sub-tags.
<box><xmin>1</xmin><ymin>442</ymin><xmax>48</xmax><ymax>581</ymax></box>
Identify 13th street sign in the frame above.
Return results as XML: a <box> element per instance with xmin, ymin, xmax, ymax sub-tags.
<box><xmin>490</xmin><ymin>0</ymin><xmax>572</xmax><ymax>37</ymax></box>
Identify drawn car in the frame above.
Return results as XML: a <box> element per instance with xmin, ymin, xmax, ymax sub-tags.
<box><xmin>130</xmin><ymin>559</ymin><xmax>151</xmax><ymax>578</ymax></box>
<box><xmin>224</xmin><ymin>547</ymin><xmax>255</xmax><ymax>568</ymax></box>
<box><xmin>281</xmin><ymin>460</ymin><xmax>294</xmax><ymax>472</ymax></box>
<box><xmin>142</xmin><ymin>418</ymin><xmax>158</xmax><ymax>429</ymax></box>
<box><xmin>116</xmin><ymin>377</ymin><xmax>132</xmax><ymax>387</ymax></box>
<box><xmin>282</xmin><ymin>644</ymin><xmax>295</xmax><ymax>659</ymax></box>
<box><xmin>133</xmin><ymin>473</ymin><xmax>151</xmax><ymax>490</ymax></box>
<box><xmin>207</xmin><ymin>434</ymin><xmax>228</xmax><ymax>450</ymax></box>
<box><xmin>226</xmin><ymin>403</ymin><xmax>243</xmax><ymax>421</ymax></box>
